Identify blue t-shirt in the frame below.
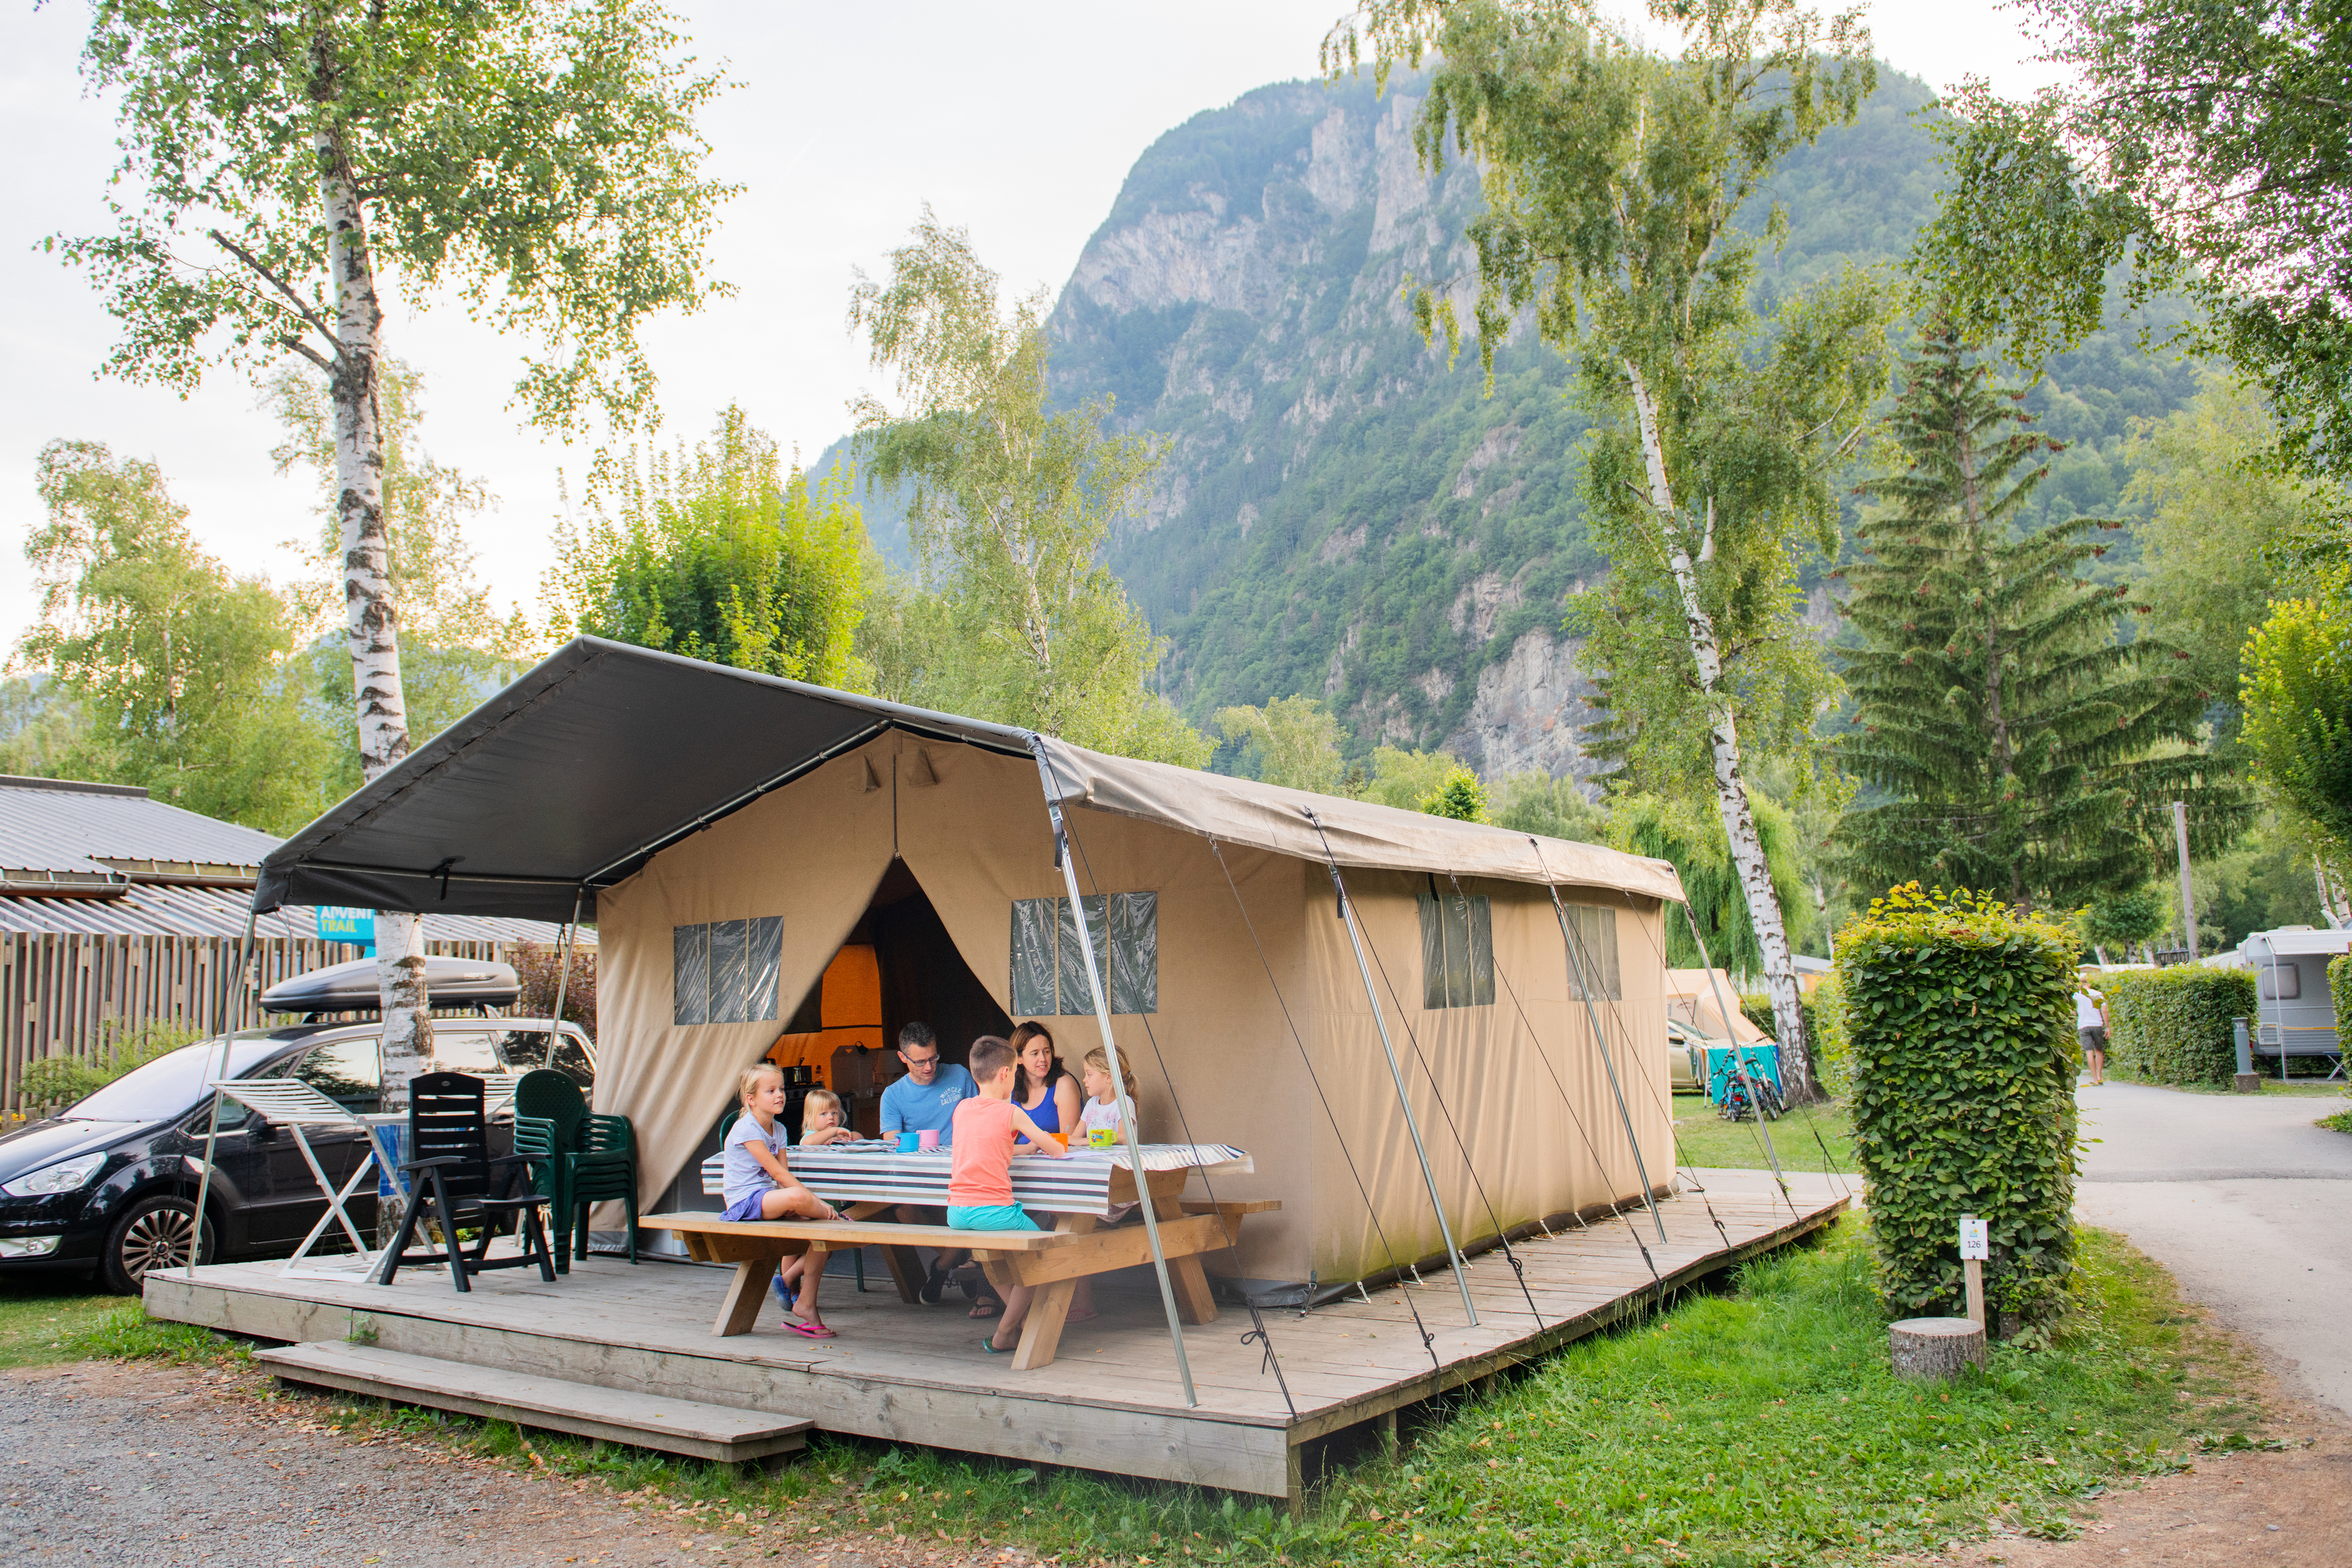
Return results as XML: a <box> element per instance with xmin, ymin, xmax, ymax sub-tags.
<box><xmin>878</xmin><ymin>1063</ymin><xmax>977</xmax><ymax>1137</ymax></box>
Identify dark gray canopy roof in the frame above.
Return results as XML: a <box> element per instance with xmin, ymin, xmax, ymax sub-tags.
<box><xmin>254</xmin><ymin>638</ymin><xmax>1037</xmax><ymax>922</ymax></box>
<box><xmin>258</xmin><ymin>637</ymin><xmax>1683</xmax><ymax>924</ymax></box>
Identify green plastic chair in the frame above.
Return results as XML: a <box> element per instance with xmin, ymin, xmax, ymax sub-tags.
<box><xmin>514</xmin><ymin>1069</ymin><xmax>637</xmax><ymax>1269</ymax></box>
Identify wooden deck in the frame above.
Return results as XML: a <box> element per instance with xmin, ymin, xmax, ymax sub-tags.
<box><xmin>144</xmin><ymin>1188</ymin><xmax>1846</xmax><ymax>1502</ymax></box>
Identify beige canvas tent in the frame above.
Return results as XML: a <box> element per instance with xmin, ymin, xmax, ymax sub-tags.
<box><xmin>1663</xmin><ymin>968</ymin><xmax>1772</xmax><ymax>1045</ymax></box>
<box><xmin>253</xmin><ymin>639</ymin><xmax>1687</xmax><ymax>1292</ymax></box>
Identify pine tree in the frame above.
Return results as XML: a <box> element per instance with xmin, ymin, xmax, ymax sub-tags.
<box><xmin>1837</xmin><ymin>324</ymin><xmax>2241</xmax><ymax>909</ymax></box>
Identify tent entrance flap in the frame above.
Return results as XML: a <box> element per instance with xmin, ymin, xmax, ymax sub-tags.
<box><xmin>764</xmin><ymin>859</ymin><xmax>1013</xmax><ymax>1139</ymax></box>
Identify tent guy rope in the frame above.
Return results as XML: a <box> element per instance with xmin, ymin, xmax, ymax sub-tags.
<box><xmin>1304</xmin><ymin>808</ymin><xmax>1479</xmax><ymax>1327</ymax></box>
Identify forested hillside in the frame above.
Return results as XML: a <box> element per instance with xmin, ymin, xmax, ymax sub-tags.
<box><xmin>819</xmin><ymin>65</ymin><xmax>2202</xmax><ymax>781</ymax></box>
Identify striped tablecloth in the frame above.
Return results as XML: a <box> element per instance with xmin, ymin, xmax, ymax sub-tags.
<box><xmin>698</xmin><ymin>1142</ymin><xmax>1251</xmax><ymax>1216</ymax></box>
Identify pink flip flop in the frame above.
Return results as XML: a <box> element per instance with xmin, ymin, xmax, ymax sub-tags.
<box><xmin>781</xmin><ymin>1318</ymin><xmax>836</xmax><ymax>1339</ymax></box>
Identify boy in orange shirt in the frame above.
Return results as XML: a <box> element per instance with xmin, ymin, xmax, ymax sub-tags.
<box><xmin>950</xmin><ymin>1034</ymin><xmax>1066</xmax><ymax>1353</ymax></box>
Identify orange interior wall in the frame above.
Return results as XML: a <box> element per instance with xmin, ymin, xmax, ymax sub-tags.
<box><xmin>767</xmin><ymin>943</ymin><xmax>884</xmax><ymax>1083</ymax></box>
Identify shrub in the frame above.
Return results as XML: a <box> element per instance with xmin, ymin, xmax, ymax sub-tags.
<box><xmin>1837</xmin><ymin>884</ymin><xmax>2079</xmax><ymax>1327</ymax></box>
<box><xmin>513</xmin><ymin>941</ymin><xmax>597</xmax><ymax>1040</ymax></box>
<box><xmin>2105</xmin><ymin>967</ymin><xmax>2255</xmax><ymax>1087</ymax></box>
<box><xmin>1808</xmin><ymin>972</ymin><xmax>1853</xmax><ymax>1098</ymax></box>
<box><xmin>18</xmin><ymin>1021</ymin><xmax>199</xmax><ymax>1108</ymax></box>
<box><xmin>2333</xmin><ymin>953</ymin><xmax>2351</xmax><ymax>1044</ymax></box>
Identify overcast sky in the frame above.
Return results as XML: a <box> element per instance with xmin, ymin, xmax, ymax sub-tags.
<box><xmin>0</xmin><ymin>1</ymin><xmax>2070</xmax><ymax>654</ymax></box>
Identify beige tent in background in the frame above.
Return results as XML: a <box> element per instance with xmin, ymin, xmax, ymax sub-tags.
<box><xmin>254</xmin><ymin>639</ymin><xmax>1688</xmax><ymax>1292</ymax></box>
<box><xmin>1663</xmin><ymin>969</ymin><xmax>1773</xmax><ymax>1044</ymax></box>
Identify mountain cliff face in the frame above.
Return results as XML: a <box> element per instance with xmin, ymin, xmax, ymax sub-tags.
<box><xmin>823</xmin><ymin>68</ymin><xmax>2200</xmax><ymax>781</ymax></box>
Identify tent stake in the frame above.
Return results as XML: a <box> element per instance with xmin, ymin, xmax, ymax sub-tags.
<box><xmin>1676</xmin><ymin>901</ymin><xmax>1791</xmax><ymax>1204</ymax></box>
<box><xmin>188</xmin><ymin>901</ymin><xmax>261</xmax><ymax>1278</ymax></box>
<box><xmin>546</xmin><ymin>889</ymin><xmax>582</xmax><ymax>1069</ymax></box>
<box><xmin>1306</xmin><ymin>813</ymin><xmax>1479</xmax><ymax>1327</ymax></box>
<box><xmin>1531</xmin><ymin>844</ymin><xmax>1668</xmax><ymax>1245</ymax></box>
<box><xmin>1030</xmin><ymin>739</ymin><xmax>1198</xmax><ymax>1408</ymax></box>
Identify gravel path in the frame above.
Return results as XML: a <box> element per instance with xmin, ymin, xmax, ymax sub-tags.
<box><xmin>0</xmin><ymin>1360</ymin><xmax>1026</xmax><ymax>1568</ymax></box>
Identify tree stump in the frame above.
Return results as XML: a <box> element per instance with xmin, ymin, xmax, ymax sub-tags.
<box><xmin>1890</xmin><ymin>1317</ymin><xmax>1985</xmax><ymax>1379</ymax></box>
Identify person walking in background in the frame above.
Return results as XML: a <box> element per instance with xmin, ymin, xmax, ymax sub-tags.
<box><xmin>2076</xmin><ymin>976</ymin><xmax>2110</xmax><ymax>1086</ymax></box>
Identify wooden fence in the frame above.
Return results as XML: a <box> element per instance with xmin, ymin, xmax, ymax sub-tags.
<box><xmin>0</xmin><ymin>931</ymin><xmax>513</xmax><ymax>1116</ymax></box>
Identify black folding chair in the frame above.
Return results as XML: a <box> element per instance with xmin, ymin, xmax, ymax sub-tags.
<box><xmin>375</xmin><ymin>1072</ymin><xmax>557</xmax><ymax>1292</ymax></box>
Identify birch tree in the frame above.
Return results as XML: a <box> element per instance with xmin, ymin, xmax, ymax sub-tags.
<box><xmin>1329</xmin><ymin>0</ymin><xmax>1893</xmax><ymax>1098</ymax></box>
<box><xmin>54</xmin><ymin>1</ymin><xmax>732</xmax><ymax>1109</ymax></box>
<box><xmin>849</xmin><ymin>212</ymin><xmax>1208</xmax><ymax>766</ymax></box>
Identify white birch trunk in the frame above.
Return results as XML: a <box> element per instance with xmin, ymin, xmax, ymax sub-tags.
<box><xmin>1625</xmin><ymin>362</ymin><xmax>1816</xmax><ymax>1101</ymax></box>
<box><xmin>318</xmin><ymin>131</ymin><xmax>429</xmax><ymax>1122</ymax></box>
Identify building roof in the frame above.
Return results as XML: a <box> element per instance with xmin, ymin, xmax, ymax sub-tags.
<box><xmin>2242</xmin><ymin>926</ymin><xmax>2352</xmax><ymax>959</ymax></box>
<box><xmin>0</xmin><ymin>775</ymin><xmax>281</xmax><ymax>885</ymax></box>
<box><xmin>0</xmin><ymin>774</ymin><xmax>579</xmax><ymax>944</ymax></box>
<box><xmin>254</xmin><ymin>638</ymin><xmax>1686</xmax><ymax>923</ymax></box>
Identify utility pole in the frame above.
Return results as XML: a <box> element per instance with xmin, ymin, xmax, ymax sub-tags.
<box><xmin>2172</xmin><ymin>801</ymin><xmax>2198</xmax><ymax>960</ymax></box>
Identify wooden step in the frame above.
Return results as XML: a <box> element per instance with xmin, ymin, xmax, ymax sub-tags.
<box><xmin>257</xmin><ymin>1341</ymin><xmax>812</xmax><ymax>1463</ymax></box>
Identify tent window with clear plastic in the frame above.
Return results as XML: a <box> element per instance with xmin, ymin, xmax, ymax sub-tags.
<box><xmin>1010</xmin><ymin>893</ymin><xmax>1157</xmax><ymax>1016</ymax></box>
<box><xmin>1418</xmin><ymin>891</ymin><xmax>1495</xmax><ymax>1009</ymax></box>
<box><xmin>672</xmin><ymin>917</ymin><xmax>783</xmax><ymax>1024</ymax></box>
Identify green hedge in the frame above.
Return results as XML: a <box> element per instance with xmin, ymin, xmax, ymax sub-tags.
<box><xmin>1838</xmin><ymin>886</ymin><xmax>2079</xmax><ymax>1328</ymax></box>
<box><xmin>2333</xmin><ymin>954</ymin><xmax>2351</xmax><ymax>1044</ymax></box>
<box><xmin>2104</xmin><ymin>967</ymin><xmax>2255</xmax><ymax>1087</ymax></box>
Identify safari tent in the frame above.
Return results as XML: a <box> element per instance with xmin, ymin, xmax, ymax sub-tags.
<box><xmin>252</xmin><ymin>637</ymin><xmax>1686</xmax><ymax>1294</ymax></box>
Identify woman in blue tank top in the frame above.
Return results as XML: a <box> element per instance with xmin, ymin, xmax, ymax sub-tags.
<box><xmin>1010</xmin><ymin>1021</ymin><xmax>1079</xmax><ymax>1146</ymax></box>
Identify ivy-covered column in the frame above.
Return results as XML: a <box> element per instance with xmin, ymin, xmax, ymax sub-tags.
<box><xmin>1840</xmin><ymin>886</ymin><xmax>2081</xmax><ymax>1334</ymax></box>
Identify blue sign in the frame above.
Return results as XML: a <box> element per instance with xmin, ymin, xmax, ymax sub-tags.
<box><xmin>317</xmin><ymin>905</ymin><xmax>376</xmax><ymax>952</ymax></box>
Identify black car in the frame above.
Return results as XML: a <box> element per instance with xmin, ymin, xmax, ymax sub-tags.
<box><xmin>0</xmin><ymin>1000</ymin><xmax>594</xmax><ymax>1294</ymax></box>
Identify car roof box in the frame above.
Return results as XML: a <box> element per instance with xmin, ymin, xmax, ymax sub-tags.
<box><xmin>261</xmin><ymin>955</ymin><xmax>520</xmax><ymax>1015</ymax></box>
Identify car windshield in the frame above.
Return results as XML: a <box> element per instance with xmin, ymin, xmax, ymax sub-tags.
<box><xmin>64</xmin><ymin>1037</ymin><xmax>288</xmax><ymax>1124</ymax></box>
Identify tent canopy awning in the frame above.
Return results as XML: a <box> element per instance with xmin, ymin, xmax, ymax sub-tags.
<box><xmin>255</xmin><ymin>638</ymin><xmax>1682</xmax><ymax>923</ymax></box>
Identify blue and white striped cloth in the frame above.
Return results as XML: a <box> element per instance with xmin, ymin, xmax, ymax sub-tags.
<box><xmin>697</xmin><ymin>1142</ymin><xmax>1251</xmax><ymax>1217</ymax></box>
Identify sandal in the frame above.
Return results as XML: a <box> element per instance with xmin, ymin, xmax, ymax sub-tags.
<box><xmin>980</xmin><ymin>1336</ymin><xmax>1015</xmax><ymax>1354</ymax></box>
<box><xmin>782</xmin><ymin>1318</ymin><xmax>837</xmax><ymax>1340</ymax></box>
<box><xmin>968</xmin><ymin>1297</ymin><xmax>1000</xmax><ymax>1319</ymax></box>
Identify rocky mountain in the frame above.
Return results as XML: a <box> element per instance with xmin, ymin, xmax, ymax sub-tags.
<box><xmin>819</xmin><ymin>66</ymin><xmax>2202</xmax><ymax>783</ymax></box>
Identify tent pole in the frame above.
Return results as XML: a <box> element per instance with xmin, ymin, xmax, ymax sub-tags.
<box><xmin>1535</xmin><ymin>865</ymin><xmax>1668</xmax><ymax>1246</ymax></box>
<box><xmin>1029</xmin><ymin>739</ymin><xmax>1198</xmax><ymax>1408</ymax></box>
<box><xmin>1676</xmin><ymin>902</ymin><xmax>1790</xmax><ymax>1199</ymax></box>
<box><xmin>1306</xmin><ymin>812</ymin><xmax>1479</xmax><ymax>1326</ymax></box>
<box><xmin>547</xmin><ymin>889</ymin><xmax>582</xmax><ymax>1069</ymax></box>
<box><xmin>188</xmin><ymin>901</ymin><xmax>261</xmax><ymax>1278</ymax></box>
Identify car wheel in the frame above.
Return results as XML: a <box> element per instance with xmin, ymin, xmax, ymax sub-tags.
<box><xmin>101</xmin><ymin>1193</ymin><xmax>213</xmax><ymax>1295</ymax></box>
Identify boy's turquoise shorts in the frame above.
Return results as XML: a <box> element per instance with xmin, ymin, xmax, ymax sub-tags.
<box><xmin>947</xmin><ymin>1204</ymin><xmax>1039</xmax><ymax>1232</ymax></box>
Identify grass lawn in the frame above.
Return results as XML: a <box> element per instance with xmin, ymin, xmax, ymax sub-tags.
<box><xmin>0</xmin><ymin>1274</ymin><xmax>123</xmax><ymax>1370</ymax></box>
<box><xmin>2104</xmin><ymin>1066</ymin><xmax>2348</xmax><ymax>1098</ymax></box>
<box><xmin>1671</xmin><ymin>1095</ymin><xmax>1856</xmax><ymax>1175</ymax></box>
<box><xmin>81</xmin><ymin>1218</ymin><xmax>2261</xmax><ymax>1568</ymax></box>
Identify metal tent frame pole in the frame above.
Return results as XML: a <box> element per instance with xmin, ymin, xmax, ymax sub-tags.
<box><xmin>1533</xmin><ymin>857</ymin><xmax>1668</xmax><ymax>1246</ymax></box>
<box><xmin>1676</xmin><ymin>901</ymin><xmax>1790</xmax><ymax>1196</ymax></box>
<box><xmin>1306</xmin><ymin>811</ymin><xmax>1479</xmax><ymax>1327</ymax></box>
<box><xmin>1029</xmin><ymin>739</ymin><xmax>1198</xmax><ymax>1408</ymax></box>
<box><xmin>546</xmin><ymin>889</ymin><xmax>583</xmax><ymax>1069</ymax></box>
<box><xmin>187</xmin><ymin>902</ymin><xmax>262</xmax><ymax>1278</ymax></box>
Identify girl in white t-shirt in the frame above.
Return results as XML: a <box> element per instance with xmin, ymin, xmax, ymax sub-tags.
<box><xmin>1077</xmin><ymin>1045</ymin><xmax>1137</xmax><ymax>1146</ymax></box>
<box><xmin>1070</xmin><ymin>1045</ymin><xmax>1142</xmax><ymax>1323</ymax></box>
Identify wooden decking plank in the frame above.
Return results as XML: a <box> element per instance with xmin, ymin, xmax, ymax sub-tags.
<box><xmin>145</xmin><ymin>1190</ymin><xmax>1850</xmax><ymax>1504</ymax></box>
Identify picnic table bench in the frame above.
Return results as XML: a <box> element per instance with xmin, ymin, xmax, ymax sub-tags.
<box><xmin>646</xmin><ymin>1142</ymin><xmax>1276</xmax><ymax>1370</ymax></box>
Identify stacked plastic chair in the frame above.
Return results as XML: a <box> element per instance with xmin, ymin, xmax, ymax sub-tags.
<box><xmin>513</xmin><ymin>1068</ymin><xmax>638</xmax><ymax>1270</ymax></box>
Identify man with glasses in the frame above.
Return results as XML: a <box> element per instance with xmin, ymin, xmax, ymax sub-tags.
<box><xmin>877</xmin><ymin>1022</ymin><xmax>980</xmax><ymax>1305</ymax></box>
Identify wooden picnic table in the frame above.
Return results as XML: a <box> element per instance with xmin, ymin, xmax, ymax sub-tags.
<box><xmin>648</xmin><ymin>1144</ymin><xmax>1278</xmax><ymax>1370</ymax></box>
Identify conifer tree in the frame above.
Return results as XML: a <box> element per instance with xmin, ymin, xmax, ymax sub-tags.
<box><xmin>1837</xmin><ymin>324</ymin><xmax>2242</xmax><ymax>909</ymax></box>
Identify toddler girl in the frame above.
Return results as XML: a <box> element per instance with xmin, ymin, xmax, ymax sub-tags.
<box><xmin>799</xmin><ymin>1087</ymin><xmax>860</xmax><ymax>1146</ymax></box>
